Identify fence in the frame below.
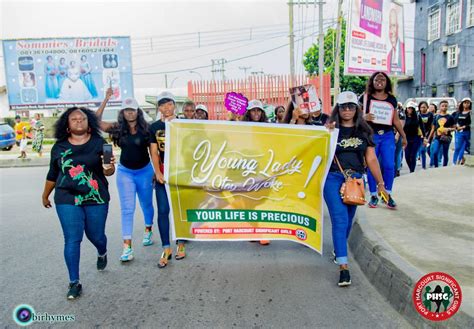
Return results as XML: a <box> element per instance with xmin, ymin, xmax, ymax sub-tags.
<box><xmin>187</xmin><ymin>74</ymin><xmax>332</xmax><ymax>120</ymax></box>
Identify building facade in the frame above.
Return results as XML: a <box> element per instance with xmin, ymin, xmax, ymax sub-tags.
<box><xmin>397</xmin><ymin>0</ymin><xmax>474</xmax><ymax>102</ymax></box>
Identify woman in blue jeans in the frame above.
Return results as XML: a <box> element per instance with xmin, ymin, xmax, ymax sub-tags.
<box><xmin>453</xmin><ymin>98</ymin><xmax>471</xmax><ymax>165</ymax></box>
<box><xmin>324</xmin><ymin>91</ymin><xmax>387</xmax><ymax>287</ymax></box>
<box><xmin>360</xmin><ymin>72</ymin><xmax>406</xmax><ymax>209</ymax></box>
<box><xmin>428</xmin><ymin>100</ymin><xmax>455</xmax><ymax>167</ymax></box>
<box><xmin>150</xmin><ymin>91</ymin><xmax>186</xmax><ymax>268</ymax></box>
<box><xmin>96</xmin><ymin>90</ymin><xmax>154</xmax><ymax>262</ymax></box>
<box><xmin>42</xmin><ymin>107</ymin><xmax>115</xmax><ymax>300</ymax></box>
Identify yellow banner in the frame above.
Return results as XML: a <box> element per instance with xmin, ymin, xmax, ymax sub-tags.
<box><xmin>165</xmin><ymin>120</ymin><xmax>337</xmax><ymax>253</ymax></box>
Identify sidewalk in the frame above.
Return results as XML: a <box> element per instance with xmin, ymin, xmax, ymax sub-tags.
<box><xmin>349</xmin><ymin>165</ymin><xmax>473</xmax><ymax>328</ymax></box>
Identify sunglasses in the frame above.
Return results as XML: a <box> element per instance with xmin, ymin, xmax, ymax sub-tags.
<box><xmin>339</xmin><ymin>104</ymin><xmax>357</xmax><ymax>112</ymax></box>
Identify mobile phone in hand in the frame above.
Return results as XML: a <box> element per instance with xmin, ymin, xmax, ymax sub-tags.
<box><xmin>103</xmin><ymin>144</ymin><xmax>113</xmax><ymax>164</ymax></box>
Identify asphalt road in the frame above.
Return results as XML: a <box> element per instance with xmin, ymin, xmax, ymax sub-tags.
<box><xmin>0</xmin><ymin>167</ymin><xmax>411</xmax><ymax>328</ymax></box>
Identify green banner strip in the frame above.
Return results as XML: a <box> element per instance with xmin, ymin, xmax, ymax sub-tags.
<box><xmin>186</xmin><ymin>209</ymin><xmax>317</xmax><ymax>231</ymax></box>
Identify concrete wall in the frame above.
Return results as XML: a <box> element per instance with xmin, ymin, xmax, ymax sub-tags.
<box><xmin>398</xmin><ymin>0</ymin><xmax>474</xmax><ymax>103</ymax></box>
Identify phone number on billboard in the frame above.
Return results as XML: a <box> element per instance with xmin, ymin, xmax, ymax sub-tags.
<box><xmin>18</xmin><ymin>48</ymin><xmax>117</xmax><ymax>56</ymax></box>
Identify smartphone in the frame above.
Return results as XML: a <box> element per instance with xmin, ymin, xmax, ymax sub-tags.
<box><xmin>103</xmin><ymin>144</ymin><xmax>113</xmax><ymax>164</ymax></box>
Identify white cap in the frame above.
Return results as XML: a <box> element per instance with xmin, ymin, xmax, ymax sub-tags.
<box><xmin>461</xmin><ymin>97</ymin><xmax>472</xmax><ymax>103</ymax></box>
<box><xmin>121</xmin><ymin>97</ymin><xmax>139</xmax><ymax>110</ymax></box>
<box><xmin>336</xmin><ymin>91</ymin><xmax>358</xmax><ymax>105</ymax></box>
<box><xmin>247</xmin><ymin>99</ymin><xmax>264</xmax><ymax>110</ymax></box>
<box><xmin>406</xmin><ymin>101</ymin><xmax>417</xmax><ymax>109</ymax></box>
<box><xmin>156</xmin><ymin>91</ymin><xmax>176</xmax><ymax>104</ymax></box>
<box><xmin>196</xmin><ymin>104</ymin><xmax>208</xmax><ymax>113</ymax></box>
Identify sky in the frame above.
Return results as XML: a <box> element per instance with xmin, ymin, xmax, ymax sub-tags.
<box><xmin>0</xmin><ymin>0</ymin><xmax>415</xmax><ymax>91</ymax></box>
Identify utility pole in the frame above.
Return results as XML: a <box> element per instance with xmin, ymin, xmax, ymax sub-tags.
<box><xmin>211</xmin><ymin>58</ymin><xmax>227</xmax><ymax>80</ymax></box>
<box><xmin>239</xmin><ymin>66</ymin><xmax>252</xmax><ymax>80</ymax></box>
<box><xmin>318</xmin><ymin>1</ymin><xmax>325</xmax><ymax>107</ymax></box>
<box><xmin>289</xmin><ymin>0</ymin><xmax>295</xmax><ymax>85</ymax></box>
<box><xmin>333</xmin><ymin>0</ymin><xmax>343</xmax><ymax>101</ymax></box>
<box><xmin>288</xmin><ymin>1</ymin><xmax>325</xmax><ymax>105</ymax></box>
<box><xmin>251</xmin><ymin>69</ymin><xmax>265</xmax><ymax>76</ymax></box>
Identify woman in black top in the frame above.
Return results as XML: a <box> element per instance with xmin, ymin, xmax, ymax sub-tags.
<box><xmin>453</xmin><ymin>98</ymin><xmax>471</xmax><ymax>165</ymax></box>
<box><xmin>96</xmin><ymin>90</ymin><xmax>154</xmax><ymax>263</ymax></box>
<box><xmin>403</xmin><ymin>101</ymin><xmax>425</xmax><ymax>173</ymax></box>
<box><xmin>418</xmin><ymin>101</ymin><xmax>433</xmax><ymax>169</ymax></box>
<box><xmin>428</xmin><ymin>100</ymin><xmax>456</xmax><ymax>167</ymax></box>
<box><xmin>361</xmin><ymin>71</ymin><xmax>406</xmax><ymax>209</ymax></box>
<box><xmin>324</xmin><ymin>91</ymin><xmax>386</xmax><ymax>287</ymax></box>
<box><xmin>42</xmin><ymin>107</ymin><xmax>115</xmax><ymax>300</ymax></box>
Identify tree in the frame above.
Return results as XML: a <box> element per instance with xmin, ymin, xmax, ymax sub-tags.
<box><xmin>303</xmin><ymin>19</ymin><xmax>367</xmax><ymax>96</ymax></box>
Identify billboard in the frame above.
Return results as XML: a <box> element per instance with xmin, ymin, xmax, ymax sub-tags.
<box><xmin>2</xmin><ymin>36</ymin><xmax>133</xmax><ymax>110</ymax></box>
<box><xmin>344</xmin><ymin>0</ymin><xmax>406</xmax><ymax>76</ymax></box>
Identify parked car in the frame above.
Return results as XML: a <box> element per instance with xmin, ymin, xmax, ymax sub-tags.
<box><xmin>404</xmin><ymin>97</ymin><xmax>457</xmax><ymax>114</ymax></box>
<box><xmin>0</xmin><ymin>123</ymin><xmax>16</xmax><ymax>151</ymax></box>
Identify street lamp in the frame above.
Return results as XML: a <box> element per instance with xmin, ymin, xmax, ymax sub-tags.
<box><xmin>189</xmin><ymin>70</ymin><xmax>202</xmax><ymax>80</ymax></box>
<box><xmin>170</xmin><ymin>77</ymin><xmax>179</xmax><ymax>88</ymax></box>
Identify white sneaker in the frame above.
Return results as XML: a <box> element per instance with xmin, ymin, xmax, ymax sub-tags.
<box><xmin>143</xmin><ymin>230</ymin><xmax>153</xmax><ymax>246</ymax></box>
<box><xmin>120</xmin><ymin>245</ymin><xmax>134</xmax><ymax>262</ymax></box>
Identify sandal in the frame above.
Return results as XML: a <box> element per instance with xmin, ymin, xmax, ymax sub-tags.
<box><xmin>175</xmin><ymin>243</ymin><xmax>186</xmax><ymax>260</ymax></box>
<box><xmin>158</xmin><ymin>248</ymin><xmax>172</xmax><ymax>268</ymax></box>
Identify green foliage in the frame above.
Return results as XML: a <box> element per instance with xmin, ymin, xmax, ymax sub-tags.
<box><xmin>303</xmin><ymin>18</ymin><xmax>367</xmax><ymax>95</ymax></box>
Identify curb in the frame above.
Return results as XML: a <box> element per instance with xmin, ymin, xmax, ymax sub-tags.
<box><xmin>348</xmin><ymin>209</ymin><xmax>473</xmax><ymax>329</ymax></box>
<box><xmin>0</xmin><ymin>157</ymin><xmax>50</xmax><ymax>168</ymax></box>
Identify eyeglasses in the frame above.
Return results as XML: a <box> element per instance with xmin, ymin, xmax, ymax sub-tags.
<box><xmin>339</xmin><ymin>104</ymin><xmax>357</xmax><ymax>111</ymax></box>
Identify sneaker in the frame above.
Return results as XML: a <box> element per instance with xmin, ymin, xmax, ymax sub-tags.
<box><xmin>259</xmin><ymin>240</ymin><xmax>270</xmax><ymax>245</ymax></box>
<box><xmin>332</xmin><ymin>250</ymin><xmax>337</xmax><ymax>264</ymax></box>
<box><xmin>368</xmin><ymin>196</ymin><xmax>379</xmax><ymax>208</ymax></box>
<box><xmin>143</xmin><ymin>230</ymin><xmax>153</xmax><ymax>246</ymax></box>
<box><xmin>67</xmin><ymin>282</ymin><xmax>82</xmax><ymax>300</ymax></box>
<box><xmin>120</xmin><ymin>245</ymin><xmax>134</xmax><ymax>262</ymax></box>
<box><xmin>338</xmin><ymin>269</ymin><xmax>351</xmax><ymax>287</ymax></box>
<box><xmin>97</xmin><ymin>254</ymin><xmax>107</xmax><ymax>271</ymax></box>
<box><xmin>385</xmin><ymin>195</ymin><xmax>397</xmax><ymax>209</ymax></box>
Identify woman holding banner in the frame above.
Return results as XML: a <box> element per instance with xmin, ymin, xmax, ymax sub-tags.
<box><xmin>242</xmin><ymin>99</ymin><xmax>270</xmax><ymax>245</ymax></box>
<box><xmin>360</xmin><ymin>72</ymin><xmax>406</xmax><ymax>209</ymax></box>
<box><xmin>150</xmin><ymin>92</ymin><xmax>186</xmax><ymax>268</ymax></box>
<box><xmin>96</xmin><ymin>89</ymin><xmax>155</xmax><ymax>263</ymax></box>
<box><xmin>325</xmin><ymin>91</ymin><xmax>387</xmax><ymax>287</ymax></box>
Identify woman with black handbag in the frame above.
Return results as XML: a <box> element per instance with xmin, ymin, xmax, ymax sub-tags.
<box><xmin>324</xmin><ymin>91</ymin><xmax>387</xmax><ymax>287</ymax></box>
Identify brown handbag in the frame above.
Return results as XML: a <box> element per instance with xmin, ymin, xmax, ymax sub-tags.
<box><xmin>334</xmin><ymin>156</ymin><xmax>366</xmax><ymax>206</ymax></box>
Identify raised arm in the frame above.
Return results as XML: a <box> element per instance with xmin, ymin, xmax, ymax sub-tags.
<box><xmin>96</xmin><ymin>88</ymin><xmax>114</xmax><ymax>132</ymax></box>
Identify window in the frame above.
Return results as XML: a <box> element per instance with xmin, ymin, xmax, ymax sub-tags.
<box><xmin>447</xmin><ymin>45</ymin><xmax>459</xmax><ymax>68</ymax></box>
<box><xmin>468</xmin><ymin>0</ymin><xmax>474</xmax><ymax>27</ymax></box>
<box><xmin>446</xmin><ymin>0</ymin><xmax>462</xmax><ymax>34</ymax></box>
<box><xmin>428</xmin><ymin>9</ymin><xmax>441</xmax><ymax>41</ymax></box>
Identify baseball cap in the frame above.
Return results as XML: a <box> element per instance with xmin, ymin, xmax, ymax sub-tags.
<box><xmin>157</xmin><ymin>91</ymin><xmax>176</xmax><ymax>105</ymax></box>
<box><xmin>336</xmin><ymin>91</ymin><xmax>358</xmax><ymax>105</ymax></box>
<box><xmin>247</xmin><ymin>99</ymin><xmax>264</xmax><ymax>110</ymax></box>
<box><xmin>121</xmin><ymin>97</ymin><xmax>139</xmax><ymax>110</ymax></box>
<box><xmin>406</xmin><ymin>101</ymin><xmax>417</xmax><ymax>109</ymax></box>
<box><xmin>196</xmin><ymin>104</ymin><xmax>208</xmax><ymax>114</ymax></box>
<box><xmin>461</xmin><ymin>97</ymin><xmax>472</xmax><ymax>103</ymax></box>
